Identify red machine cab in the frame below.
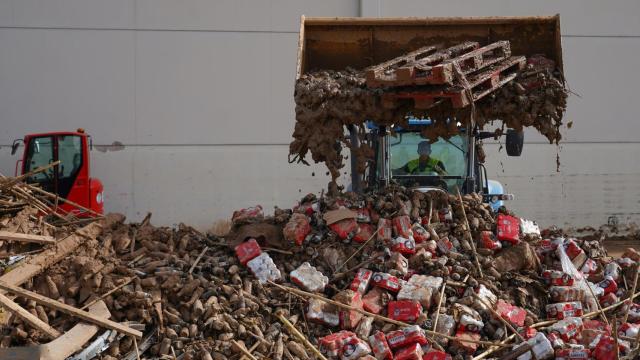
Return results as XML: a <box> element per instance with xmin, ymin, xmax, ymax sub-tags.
<box><xmin>12</xmin><ymin>129</ymin><xmax>104</xmax><ymax>216</ymax></box>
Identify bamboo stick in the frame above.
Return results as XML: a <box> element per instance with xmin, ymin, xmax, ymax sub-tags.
<box><xmin>473</xmin><ymin>334</ymin><xmax>517</xmax><ymax>360</ymax></box>
<box><xmin>232</xmin><ymin>340</ymin><xmax>258</xmax><ymax>360</ymax></box>
<box><xmin>432</xmin><ymin>281</ymin><xmax>447</xmax><ymax>334</ymax></box>
<box><xmin>334</xmin><ymin>230</ymin><xmax>377</xmax><ymax>273</ymax></box>
<box><xmin>623</xmin><ymin>264</ymin><xmax>639</xmax><ymax>324</ymax></box>
<box><xmin>455</xmin><ymin>187</ymin><xmax>483</xmax><ymax>278</ymax></box>
<box><xmin>276</xmin><ymin>312</ymin><xmax>328</xmax><ymax>360</ymax></box>
<box><xmin>188</xmin><ymin>246</ymin><xmax>209</xmax><ymax>274</ymax></box>
<box><xmin>585</xmin><ymin>277</ymin><xmax>611</xmax><ymax>327</ymax></box>
<box><xmin>81</xmin><ymin>277</ymin><xmax>135</xmax><ymax>310</ymax></box>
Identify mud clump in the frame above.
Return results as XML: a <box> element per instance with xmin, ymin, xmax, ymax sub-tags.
<box><xmin>291</xmin><ymin>52</ymin><xmax>568</xmax><ymax>188</ymax></box>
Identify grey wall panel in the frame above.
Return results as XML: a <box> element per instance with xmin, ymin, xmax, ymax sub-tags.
<box><xmin>362</xmin><ymin>0</ymin><xmax>640</xmax><ymax>36</ymax></box>
<box><xmin>559</xmin><ymin>37</ymin><xmax>640</xmax><ymax>143</ymax></box>
<box><xmin>123</xmin><ymin>145</ymin><xmax>332</xmax><ymax>228</ymax></box>
<box><xmin>134</xmin><ymin>31</ymin><xmax>298</xmax><ymax>145</ymax></box>
<box><xmin>483</xmin><ymin>143</ymin><xmax>640</xmax><ymax>227</ymax></box>
<box><xmin>0</xmin><ymin>29</ymin><xmax>135</xmax><ymax>144</ymax></box>
<box><xmin>0</xmin><ymin>1</ymin><xmax>14</xmax><ymax>26</ymax></box>
<box><xmin>3</xmin><ymin>0</ymin><xmax>134</xmax><ymax>28</ymax></box>
<box><xmin>135</xmin><ymin>0</ymin><xmax>359</xmax><ymax>32</ymax></box>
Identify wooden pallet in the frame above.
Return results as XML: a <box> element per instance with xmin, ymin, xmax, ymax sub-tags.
<box><xmin>381</xmin><ymin>56</ymin><xmax>526</xmax><ymax>109</ymax></box>
<box><xmin>365</xmin><ymin>45</ymin><xmax>438</xmax><ymax>86</ymax></box>
<box><xmin>366</xmin><ymin>42</ymin><xmax>478</xmax><ymax>88</ymax></box>
<box><xmin>368</xmin><ymin>41</ymin><xmax>512</xmax><ymax>88</ymax></box>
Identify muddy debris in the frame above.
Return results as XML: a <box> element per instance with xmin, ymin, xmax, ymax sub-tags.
<box><xmin>2</xmin><ymin>181</ymin><xmax>640</xmax><ymax>359</ymax></box>
<box><xmin>291</xmin><ymin>44</ymin><xmax>568</xmax><ymax>188</ymax></box>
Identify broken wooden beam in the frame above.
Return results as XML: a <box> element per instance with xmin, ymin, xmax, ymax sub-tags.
<box><xmin>0</xmin><ymin>300</ymin><xmax>111</xmax><ymax>360</ymax></box>
<box><xmin>0</xmin><ymin>222</ymin><xmax>102</xmax><ymax>294</ymax></box>
<box><xmin>0</xmin><ymin>281</ymin><xmax>142</xmax><ymax>338</ymax></box>
<box><xmin>0</xmin><ymin>292</ymin><xmax>61</xmax><ymax>339</ymax></box>
<box><xmin>0</xmin><ymin>231</ymin><xmax>55</xmax><ymax>245</ymax></box>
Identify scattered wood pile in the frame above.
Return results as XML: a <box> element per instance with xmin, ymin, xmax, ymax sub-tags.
<box><xmin>1</xmin><ymin>166</ymin><xmax>640</xmax><ymax>359</ymax></box>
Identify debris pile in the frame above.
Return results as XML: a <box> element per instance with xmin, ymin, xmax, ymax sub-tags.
<box><xmin>291</xmin><ymin>41</ymin><xmax>568</xmax><ymax>184</ymax></box>
<box><xmin>2</xmin><ymin>173</ymin><xmax>640</xmax><ymax>359</ymax></box>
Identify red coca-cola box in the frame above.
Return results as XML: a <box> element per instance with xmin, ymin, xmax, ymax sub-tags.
<box><xmin>388</xmin><ymin>300</ymin><xmax>423</xmax><ymax>323</ymax></box>
<box><xmin>496</xmin><ymin>214</ymin><xmax>520</xmax><ymax>244</ymax></box>
<box><xmin>377</xmin><ymin>218</ymin><xmax>393</xmax><ymax>242</ymax></box>
<box><xmin>521</xmin><ymin>327</ymin><xmax>537</xmax><ymax>339</ymax></box>
<box><xmin>564</xmin><ymin>239</ymin><xmax>583</xmax><ymax>259</ymax></box>
<box><xmin>391</xmin><ymin>236</ymin><xmax>417</xmax><ymax>255</ymax></box>
<box><xmin>436</xmin><ymin>237</ymin><xmax>453</xmax><ymax>254</ymax></box>
<box><xmin>412</xmin><ymin>223</ymin><xmax>430</xmax><ymax>243</ymax></box>
<box><xmin>318</xmin><ymin>331</ymin><xmax>355</xmax><ymax>358</ymax></box>
<box><xmin>422</xmin><ymin>350</ymin><xmax>452</xmax><ymax>360</ymax></box>
<box><xmin>362</xmin><ymin>288</ymin><xmax>385</xmax><ymax>314</ymax></box>
<box><xmin>593</xmin><ymin>336</ymin><xmax>620</xmax><ymax>360</ymax></box>
<box><xmin>541</xmin><ymin>270</ymin><xmax>575</xmax><ymax>286</ymax></box>
<box><xmin>495</xmin><ymin>299</ymin><xmax>527</xmax><ymax>327</ymax></box>
<box><xmin>336</xmin><ymin>291</ymin><xmax>364</xmax><ymax>329</ymax></box>
<box><xmin>354</xmin><ymin>223</ymin><xmax>375</xmax><ymax>243</ymax></box>
<box><xmin>598</xmin><ymin>277</ymin><xmax>618</xmax><ymax>296</ymax></box>
<box><xmin>368</xmin><ymin>331</ymin><xmax>393</xmax><ymax>360</ymax></box>
<box><xmin>480</xmin><ymin>231</ymin><xmax>501</xmax><ymax>250</ymax></box>
<box><xmin>356</xmin><ymin>207</ymin><xmax>371</xmax><ymax>223</ymax></box>
<box><xmin>537</xmin><ymin>239</ymin><xmax>558</xmax><ymax>255</ymax></box>
<box><xmin>234</xmin><ymin>238</ymin><xmax>262</xmax><ymax>265</ymax></box>
<box><xmin>555</xmin><ymin>348</ymin><xmax>591</xmax><ymax>360</ymax></box>
<box><xmin>600</xmin><ymin>292</ymin><xmax>618</xmax><ymax>307</ymax></box>
<box><xmin>330</xmin><ymin>218</ymin><xmax>359</xmax><ymax>240</ymax></box>
<box><xmin>546</xmin><ymin>302</ymin><xmax>583</xmax><ymax>320</ymax></box>
<box><xmin>371</xmin><ymin>272</ymin><xmax>402</xmax><ymax>292</ymax></box>
<box><xmin>394</xmin><ymin>342</ymin><xmax>424</xmax><ymax>360</ymax></box>
<box><xmin>341</xmin><ymin>336</ymin><xmax>371</xmax><ymax>360</ymax></box>
<box><xmin>350</xmin><ymin>268</ymin><xmax>373</xmax><ymax>294</ymax></box>
<box><xmin>393</xmin><ymin>215</ymin><xmax>413</xmax><ymax>238</ymax></box>
<box><xmin>385</xmin><ymin>325</ymin><xmax>428</xmax><ymax>349</ymax></box>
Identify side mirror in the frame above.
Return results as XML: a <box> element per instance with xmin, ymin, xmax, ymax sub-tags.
<box><xmin>10</xmin><ymin>139</ymin><xmax>22</xmax><ymax>155</ymax></box>
<box><xmin>506</xmin><ymin>129</ymin><xmax>524</xmax><ymax>156</ymax></box>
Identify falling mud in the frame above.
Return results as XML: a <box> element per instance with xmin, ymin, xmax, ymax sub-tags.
<box><xmin>291</xmin><ymin>54</ymin><xmax>568</xmax><ymax>190</ymax></box>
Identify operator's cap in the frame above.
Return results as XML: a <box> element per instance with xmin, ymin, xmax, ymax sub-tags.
<box><xmin>418</xmin><ymin>141</ymin><xmax>432</xmax><ymax>155</ymax></box>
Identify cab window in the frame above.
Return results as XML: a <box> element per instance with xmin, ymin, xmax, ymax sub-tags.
<box><xmin>25</xmin><ymin>136</ymin><xmax>55</xmax><ymax>183</ymax></box>
<box><xmin>58</xmin><ymin>135</ymin><xmax>83</xmax><ymax>180</ymax></box>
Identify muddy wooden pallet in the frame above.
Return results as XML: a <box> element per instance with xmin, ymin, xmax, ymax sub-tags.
<box><xmin>364</xmin><ymin>45</ymin><xmax>438</xmax><ymax>85</ymax></box>
<box><xmin>381</xmin><ymin>56</ymin><xmax>526</xmax><ymax>109</ymax></box>
<box><xmin>367</xmin><ymin>41</ymin><xmax>512</xmax><ymax>88</ymax></box>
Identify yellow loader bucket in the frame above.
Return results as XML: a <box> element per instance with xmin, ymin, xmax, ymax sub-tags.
<box><xmin>296</xmin><ymin>16</ymin><xmax>562</xmax><ymax>78</ymax></box>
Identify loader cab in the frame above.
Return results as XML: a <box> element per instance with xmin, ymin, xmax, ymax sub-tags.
<box><xmin>11</xmin><ymin>129</ymin><xmax>104</xmax><ymax>216</ymax></box>
<box><xmin>353</xmin><ymin>119</ymin><xmax>521</xmax><ymax>211</ymax></box>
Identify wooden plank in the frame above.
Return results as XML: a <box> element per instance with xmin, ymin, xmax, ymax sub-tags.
<box><xmin>41</xmin><ymin>301</ymin><xmax>111</xmax><ymax>360</ymax></box>
<box><xmin>0</xmin><ymin>300</ymin><xmax>111</xmax><ymax>360</ymax></box>
<box><xmin>0</xmin><ymin>222</ymin><xmax>102</xmax><ymax>295</ymax></box>
<box><xmin>0</xmin><ymin>281</ymin><xmax>142</xmax><ymax>338</ymax></box>
<box><xmin>0</xmin><ymin>231</ymin><xmax>55</xmax><ymax>245</ymax></box>
<box><xmin>0</xmin><ymin>292</ymin><xmax>61</xmax><ymax>339</ymax></box>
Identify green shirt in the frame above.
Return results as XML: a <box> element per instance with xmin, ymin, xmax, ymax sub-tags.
<box><xmin>403</xmin><ymin>157</ymin><xmax>446</xmax><ymax>175</ymax></box>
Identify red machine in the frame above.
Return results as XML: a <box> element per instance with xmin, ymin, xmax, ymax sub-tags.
<box><xmin>11</xmin><ymin>129</ymin><xmax>104</xmax><ymax>216</ymax></box>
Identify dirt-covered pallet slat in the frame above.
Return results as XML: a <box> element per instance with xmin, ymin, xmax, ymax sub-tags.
<box><xmin>381</xmin><ymin>55</ymin><xmax>526</xmax><ymax>109</ymax></box>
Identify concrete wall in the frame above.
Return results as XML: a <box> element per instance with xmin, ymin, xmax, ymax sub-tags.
<box><xmin>1</xmin><ymin>0</ymin><xmax>638</xmax><ymax>229</ymax></box>
<box><xmin>362</xmin><ymin>0</ymin><xmax>640</xmax><ymax>228</ymax></box>
<box><xmin>0</xmin><ymin>0</ymin><xmax>358</xmax><ymax>229</ymax></box>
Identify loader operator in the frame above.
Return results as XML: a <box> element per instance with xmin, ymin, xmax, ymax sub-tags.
<box><xmin>397</xmin><ymin>141</ymin><xmax>447</xmax><ymax>175</ymax></box>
